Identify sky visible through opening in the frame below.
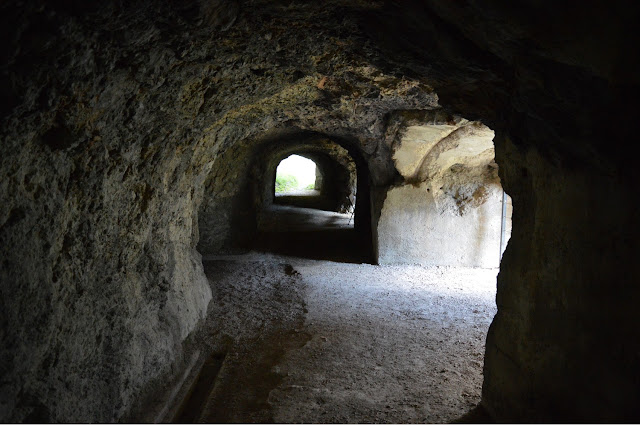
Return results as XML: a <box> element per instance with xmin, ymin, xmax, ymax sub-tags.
<box><xmin>276</xmin><ymin>155</ymin><xmax>317</xmax><ymax>192</ymax></box>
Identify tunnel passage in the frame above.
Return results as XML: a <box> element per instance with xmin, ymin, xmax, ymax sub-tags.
<box><xmin>254</xmin><ymin>136</ymin><xmax>368</xmax><ymax>263</ymax></box>
<box><xmin>3</xmin><ymin>0</ymin><xmax>638</xmax><ymax>422</ymax></box>
<box><xmin>198</xmin><ymin>132</ymin><xmax>373</xmax><ymax>263</ymax></box>
<box><xmin>180</xmin><ymin>117</ymin><xmax>512</xmax><ymax>423</ymax></box>
<box><xmin>197</xmin><ymin>115</ymin><xmax>512</xmax><ymax>267</ymax></box>
<box><xmin>273</xmin><ymin>153</ymin><xmax>356</xmax><ymax>214</ymax></box>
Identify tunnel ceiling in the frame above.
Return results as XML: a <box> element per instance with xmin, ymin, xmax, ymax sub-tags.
<box><xmin>2</xmin><ymin>0</ymin><xmax>634</xmax><ymax>177</ymax></box>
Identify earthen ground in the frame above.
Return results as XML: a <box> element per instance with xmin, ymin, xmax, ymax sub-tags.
<box><xmin>181</xmin><ymin>250</ymin><xmax>497</xmax><ymax>423</ymax></box>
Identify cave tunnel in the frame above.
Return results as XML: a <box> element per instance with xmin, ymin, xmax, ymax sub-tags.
<box><xmin>272</xmin><ymin>153</ymin><xmax>356</xmax><ymax>214</ymax></box>
<box><xmin>255</xmin><ymin>141</ymin><xmax>365</xmax><ymax>262</ymax></box>
<box><xmin>1</xmin><ymin>0</ymin><xmax>639</xmax><ymax>423</ymax></box>
<box><xmin>198</xmin><ymin>131</ymin><xmax>374</xmax><ymax>263</ymax></box>
<box><xmin>190</xmin><ymin>119</ymin><xmax>512</xmax><ymax>422</ymax></box>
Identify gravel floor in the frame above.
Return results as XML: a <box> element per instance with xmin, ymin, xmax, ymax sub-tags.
<box><xmin>195</xmin><ymin>254</ymin><xmax>497</xmax><ymax>423</ymax></box>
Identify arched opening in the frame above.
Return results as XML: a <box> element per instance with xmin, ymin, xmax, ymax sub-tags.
<box><xmin>274</xmin><ymin>154</ymin><xmax>319</xmax><ymax>195</ymax></box>
<box><xmin>272</xmin><ymin>153</ymin><xmax>357</xmax><ymax>215</ymax></box>
<box><xmin>250</xmin><ymin>135</ymin><xmax>367</xmax><ymax>263</ymax></box>
<box><xmin>375</xmin><ymin>117</ymin><xmax>513</xmax><ymax>269</ymax></box>
<box><xmin>195</xmin><ymin>130</ymin><xmax>373</xmax><ymax>263</ymax></box>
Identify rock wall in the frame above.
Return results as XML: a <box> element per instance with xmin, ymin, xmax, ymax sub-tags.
<box><xmin>485</xmin><ymin>135</ymin><xmax>640</xmax><ymax>421</ymax></box>
<box><xmin>363</xmin><ymin>2</ymin><xmax>640</xmax><ymax>420</ymax></box>
<box><xmin>377</xmin><ymin>118</ymin><xmax>507</xmax><ymax>267</ymax></box>
<box><xmin>378</xmin><ymin>183</ymin><xmax>504</xmax><ymax>268</ymax></box>
<box><xmin>0</xmin><ymin>2</ymin><xmax>219</xmax><ymax>421</ymax></box>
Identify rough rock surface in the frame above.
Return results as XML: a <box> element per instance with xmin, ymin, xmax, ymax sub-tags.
<box><xmin>378</xmin><ymin>117</ymin><xmax>506</xmax><ymax>267</ymax></box>
<box><xmin>360</xmin><ymin>3</ymin><xmax>640</xmax><ymax>420</ymax></box>
<box><xmin>378</xmin><ymin>182</ymin><xmax>504</xmax><ymax>268</ymax></box>
<box><xmin>1</xmin><ymin>0</ymin><xmax>639</xmax><ymax>422</ymax></box>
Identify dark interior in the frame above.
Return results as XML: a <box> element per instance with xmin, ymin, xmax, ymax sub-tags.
<box><xmin>1</xmin><ymin>0</ymin><xmax>638</xmax><ymax>423</ymax></box>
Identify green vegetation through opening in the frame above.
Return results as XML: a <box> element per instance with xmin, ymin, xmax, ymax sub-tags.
<box><xmin>275</xmin><ymin>155</ymin><xmax>317</xmax><ymax>194</ymax></box>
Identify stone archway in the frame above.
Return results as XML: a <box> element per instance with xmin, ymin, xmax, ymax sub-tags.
<box><xmin>196</xmin><ymin>130</ymin><xmax>374</xmax><ymax>263</ymax></box>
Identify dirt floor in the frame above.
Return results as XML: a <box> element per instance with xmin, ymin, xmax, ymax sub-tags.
<box><xmin>169</xmin><ymin>205</ymin><xmax>498</xmax><ymax>423</ymax></box>
<box><xmin>172</xmin><ymin>254</ymin><xmax>497</xmax><ymax>423</ymax></box>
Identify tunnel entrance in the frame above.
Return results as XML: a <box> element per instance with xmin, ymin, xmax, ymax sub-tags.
<box><xmin>272</xmin><ymin>154</ymin><xmax>356</xmax><ymax>217</ymax></box>
<box><xmin>274</xmin><ymin>154</ymin><xmax>319</xmax><ymax>195</ymax></box>
<box><xmin>253</xmin><ymin>141</ymin><xmax>365</xmax><ymax>263</ymax></box>
<box><xmin>196</xmin><ymin>133</ymin><xmax>370</xmax><ymax>261</ymax></box>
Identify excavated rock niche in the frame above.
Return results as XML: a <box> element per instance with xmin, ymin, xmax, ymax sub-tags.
<box><xmin>377</xmin><ymin>116</ymin><xmax>510</xmax><ymax>267</ymax></box>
